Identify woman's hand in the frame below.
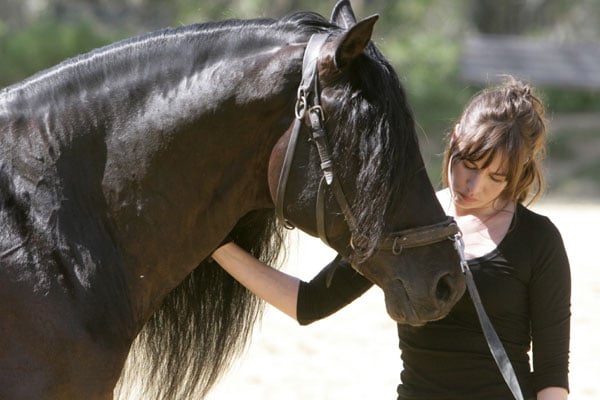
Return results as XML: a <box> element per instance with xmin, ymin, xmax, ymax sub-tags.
<box><xmin>537</xmin><ymin>386</ymin><xmax>568</xmax><ymax>400</ymax></box>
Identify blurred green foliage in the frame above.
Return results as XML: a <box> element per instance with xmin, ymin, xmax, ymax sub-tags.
<box><xmin>0</xmin><ymin>19</ymin><xmax>119</xmax><ymax>88</ymax></box>
<box><xmin>1</xmin><ymin>0</ymin><xmax>598</xmax><ymax>195</ymax></box>
<box><xmin>544</xmin><ymin>89</ymin><xmax>600</xmax><ymax>113</ymax></box>
<box><xmin>2</xmin><ymin>1</ymin><xmax>598</xmax><ymax>120</ymax></box>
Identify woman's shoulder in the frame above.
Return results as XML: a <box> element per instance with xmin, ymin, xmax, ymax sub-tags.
<box><xmin>514</xmin><ymin>203</ymin><xmax>563</xmax><ymax>241</ymax></box>
<box><xmin>516</xmin><ymin>203</ymin><xmax>553</xmax><ymax>225</ymax></box>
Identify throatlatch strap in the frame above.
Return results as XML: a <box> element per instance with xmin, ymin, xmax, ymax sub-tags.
<box><xmin>316</xmin><ymin>176</ymin><xmax>330</xmax><ymax>247</ymax></box>
<box><xmin>275</xmin><ymin>118</ymin><xmax>302</xmax><ymax>228</ymax></box>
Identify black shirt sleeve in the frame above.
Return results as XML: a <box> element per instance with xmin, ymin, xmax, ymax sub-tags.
<box><xmin>296</xmin><ymin>255</ymin><xmax>373</xmax><ymax>325</ymax></box>
<box><xmin>528</xmin><ymin>215</ymin><xmax>571</xmax><ymax>392</ymax></box>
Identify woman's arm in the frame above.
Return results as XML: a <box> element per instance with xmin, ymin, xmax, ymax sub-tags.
<box><xmin>211</xmin><ymin>242</ymin><xmax>301</xmax><ymax>320</ymax></box>
<box><xmin>529</xmin><ymin>217</ymin><xmax>571</xmax><ymax>398</ymax></box>
<box><xmin>537</xmin><ymin>387</ymin><xmax>568</xmax><ymax>400</ymax></box>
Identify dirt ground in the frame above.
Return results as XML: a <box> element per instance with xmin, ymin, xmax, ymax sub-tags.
<box><xmin>206</xmin><ymin>200</ymin><xmax>599</xmax><ymax>400</ymax></box>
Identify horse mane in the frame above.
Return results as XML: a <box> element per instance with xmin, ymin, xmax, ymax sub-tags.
<box><xmin>116</xmin><ymin>12</ymin><xmax>331</xmax><ymax>400</ymax></box>
<box><xmin>335</xmin><ymin>43</ymin><xmax>420</xmax><ymax>260</ymax></box>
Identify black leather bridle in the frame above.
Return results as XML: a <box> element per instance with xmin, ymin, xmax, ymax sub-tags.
<box><xmin>275</xmin><ymin>33</ymin><xmax>458</xmax><ymax>255</ymax></box>
<box><xmin>274</xmin><ymin>33</ymin><xmax>525</xmax><ymax>400</ymax></box>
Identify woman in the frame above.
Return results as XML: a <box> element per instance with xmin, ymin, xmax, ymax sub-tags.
<box><xmin>212</xmin><ymin>78</ymin><xmax>571</xmax><ymax>400</ymax></box>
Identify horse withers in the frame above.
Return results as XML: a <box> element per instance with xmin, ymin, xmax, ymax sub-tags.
<box><xmin>0</xmin><ymin>1</ymin><xmax>464</xmax><ymax>399</ymax></box>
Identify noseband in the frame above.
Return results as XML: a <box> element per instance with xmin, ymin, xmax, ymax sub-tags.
<box><xmin>275</xmin><ymin>33</ymin><xmax>458</xmax><ymax>257</ymax></box>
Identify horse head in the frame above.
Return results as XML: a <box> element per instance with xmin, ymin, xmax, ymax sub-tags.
<box><xmin>269</xmin><ymin>3</ymin><xmax>465</xmax><ymax>326</ymax></box>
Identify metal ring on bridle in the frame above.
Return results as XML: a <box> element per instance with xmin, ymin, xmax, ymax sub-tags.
<box><xmin>282</xmin><ymin>218</ymin><xmax>295</xmax><ymax>230</ymax></box>
<box><xmin>392</xmin><ymin>237</ymin><xmax>403</xmax><ymax>256</ymax></box>
<box><xmin>349</xmin><ymin>233</ymin><xmax>368</xmax><ymax>251</ymax></box>
<box><xmin>295</xmin><ymin>96</ymin><xmax>307</xmax><ymax>119</ymax></box>
<box><xmin>308</xmin><ymin>104</ymin><xmax>325</xmax><ymax>121</ymax></box>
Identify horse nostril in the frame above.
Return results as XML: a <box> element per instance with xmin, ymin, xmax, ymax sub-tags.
<box><xmin>435</xmin><ymin>274</ymin><xmax>453</xmax><ymax>303</ymax></box>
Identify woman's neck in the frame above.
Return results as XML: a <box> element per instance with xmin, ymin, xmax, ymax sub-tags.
<box><xmin>437</xmin><ymin>188</ymin><xmax>516</xmax><ymax>259</ymax></box>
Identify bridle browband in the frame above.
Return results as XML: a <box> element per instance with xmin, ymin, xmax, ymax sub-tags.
<box><xmin>275</xmin><ymin>33</ymin><xmax>458</xmax><ymax>257</ymax></box>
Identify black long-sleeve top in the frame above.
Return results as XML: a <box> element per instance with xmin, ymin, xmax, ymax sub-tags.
<box><xmin>297</xmin><ymin>204</ymin><xmax>570</xmax><ymax>400</ymax></box>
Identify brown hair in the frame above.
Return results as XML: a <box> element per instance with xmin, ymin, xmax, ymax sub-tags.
<box><xmin>441</xmin><ymin>77</ymin><xmax>547</xmax><ymax>205</ymax></box>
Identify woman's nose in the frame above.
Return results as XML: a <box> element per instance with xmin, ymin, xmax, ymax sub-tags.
<box><xmin>465</xmin><ymin>171</ymin><xmax>482</xmax><ymax>194</ymax></box>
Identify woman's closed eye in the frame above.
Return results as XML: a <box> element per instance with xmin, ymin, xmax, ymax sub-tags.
<box><xmin>462</xmin><ymin>160</ymin><xmax>478</xmax><ymax>170</ymax></box>
<box><xmin>489</xmin><ymin>173</ymin><xmax>507</xmax><ymax>183</ymax></box>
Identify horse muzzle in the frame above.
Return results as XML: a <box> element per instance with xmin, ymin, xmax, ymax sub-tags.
<box><xmin>359</xmin><ymin>242</ymin><xmax>466</xmax><ymax>325</ymax></box>
<box><xmin>383</xmin><ymin>269</ymin><xmax>465</xmax><ymax>325</ymax></box>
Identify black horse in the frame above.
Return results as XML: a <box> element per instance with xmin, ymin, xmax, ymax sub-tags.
<box><xmin>0</xmin><ymin>1</ymin><xmax>465</xmax><ymax>399</ymax></box>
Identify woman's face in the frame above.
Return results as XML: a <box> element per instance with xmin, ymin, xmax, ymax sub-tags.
<box><xmin>450</xmin><ymin>153</ymin><xmax>509</xmax><ymax>216</ymax></box>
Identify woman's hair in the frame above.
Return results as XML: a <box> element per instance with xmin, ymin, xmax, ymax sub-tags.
<box><xmin>441</xmin><ymin>76</ymin><xmax>547</xmax><ymax>205</ymax></box>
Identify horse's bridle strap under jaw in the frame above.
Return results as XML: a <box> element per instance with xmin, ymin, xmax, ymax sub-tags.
<box><xmin>375</xmin><ymin>217</ymin><xmax>459</xmax><ymax>255</ymax></box>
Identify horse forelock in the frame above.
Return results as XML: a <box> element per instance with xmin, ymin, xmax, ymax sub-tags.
<box><xmin>330</xmin><ymin>44</ymin><xmax>418</xmax><ymax>257</ymax></box>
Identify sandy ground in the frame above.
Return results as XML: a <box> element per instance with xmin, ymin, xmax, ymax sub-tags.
<box><xmin>206</xmin><ymin>201</ymin><xmax>600</xmax><ymax>400</ymax></box>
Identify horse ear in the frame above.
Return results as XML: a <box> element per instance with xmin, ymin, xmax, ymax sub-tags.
<box><xmin>330</xmin><ymin>0</ymin><xmax>357</xmax><ymax>29</ymax></box>
<box><xmin>333</xmin><ymin>15</ymin><xmax>379</xmax><ymax>69</ymax></box>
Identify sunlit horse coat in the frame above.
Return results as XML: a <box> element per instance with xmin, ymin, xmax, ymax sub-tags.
<box><xmin>0</xmin><ymin>2</ymin><xmax>464</xmax><ymax>399</ymax></box>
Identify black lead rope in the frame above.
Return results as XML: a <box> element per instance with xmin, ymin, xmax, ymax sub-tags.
<box><xmin>452</xmin><ymin>234</ymin><xmax>525</xmax><ymax>400</ymax></box>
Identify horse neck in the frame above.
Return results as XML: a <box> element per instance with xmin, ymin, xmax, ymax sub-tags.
<box><xmin>99</xmin><ymin>30</ymin><xmax>307</xmax><ymax>300</ymax></box>
<box><xmin>2</xmin><ymin>24</ymin><xmax>308</xmax><ymax>319</ymax></box>
<box><xmin>4</xmin><ymin>24</ymin><xmax>302</xmax><ymax>125</ymax></box>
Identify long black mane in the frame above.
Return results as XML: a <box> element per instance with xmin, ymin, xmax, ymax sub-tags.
<box><xmin>117</xmin><ymin>209</ymin><xmax>285</xmax><ymax>399</ymax></box>
<box><xmin>331</xmin><ymin>42</ymin><xmax>418</xmax><ymax>259</ymax></box>
<box><xmin>1</xmin><ymin>12</ymin><xmax>331</xmax><ymax>110</ymax></box>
